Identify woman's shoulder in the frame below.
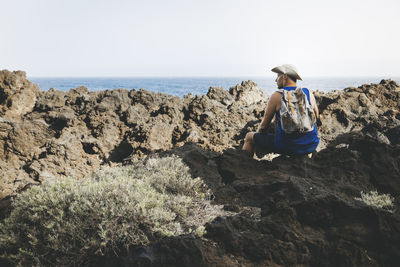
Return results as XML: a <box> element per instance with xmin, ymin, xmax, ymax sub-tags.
<box><xmin>270</xmin><ymin>91</ymin><xmax>283</xmax><ymax>101</ymax></box>
<box><xmin>272</xmin><ymin>90</ymin><xmax>283</xmax><ymax>96</ymax></box>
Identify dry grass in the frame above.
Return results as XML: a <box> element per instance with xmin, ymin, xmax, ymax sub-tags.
<box><xmin>0</xmin><ymin>156</ymin><xmax>226</xmax><ymax>266</ymax></box>
<box><xmin>355</xmin><ymin>190</ymin><xmax>395</xmax><ymax>212</ymax></box>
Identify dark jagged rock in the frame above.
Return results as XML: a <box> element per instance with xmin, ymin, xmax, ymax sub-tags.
<box><xmin>1</xmin><ymin>70</ymin><xmax>400</xmax><ymax>266</ymax></box>
<box><xmin>153</xmin><ymin>135</ymin><xmax>400</xmax><ymax>266</ymax></box>
<box><xmin>95</xmin><ymin>136</ymin><xmax>400</xmax><ymax>266</ymax></box>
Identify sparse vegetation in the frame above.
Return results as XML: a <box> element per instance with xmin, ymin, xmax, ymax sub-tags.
<box><xmin>0</xmin><ymin>156</ymin><xmax>225</xmax><ymax>266</ymax></box>
<box><xmin>355</xmin><ymin>190</ymin><xmax>395</xmax><ymax>212</ymax></box>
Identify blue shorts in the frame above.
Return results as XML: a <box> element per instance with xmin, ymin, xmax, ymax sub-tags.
<box><xmin>253</xmin><ymin>132</ymin><xmax>317</xmax><ymax>155</ymax></box>
<box><xmin>253</xmin><ymin>133</ymin><xmax>279</xmax><ymax>153</ymax></box>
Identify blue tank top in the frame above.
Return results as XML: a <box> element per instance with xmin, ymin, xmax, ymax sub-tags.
<box><xmin>274</xmin><ymin>87</ymin><xmax>320</xmax><ymax>154</ymax></box>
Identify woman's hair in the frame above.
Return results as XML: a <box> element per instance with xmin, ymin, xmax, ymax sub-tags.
<box><xmin>288</xmin><ymin>75</ymin><xmax>297</xmax><ymax>83</ymax></box>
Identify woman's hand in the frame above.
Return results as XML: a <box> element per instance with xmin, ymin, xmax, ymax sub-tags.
<box><xmin>258</xmin><ymin>92</ymin><xmax>280</xmax><ymax>134</ymax></box>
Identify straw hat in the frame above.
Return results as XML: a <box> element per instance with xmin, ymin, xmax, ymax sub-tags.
<box><xmin>271</xmin><ymin>64</ymin><xmax>302</xmax><ymax>81</ymax></box>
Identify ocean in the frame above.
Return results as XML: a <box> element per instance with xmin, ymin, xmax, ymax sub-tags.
<box><xmin>29</xmin><ymin>77</ymin><xmax>400</xmax><ymax>97</ymax></box>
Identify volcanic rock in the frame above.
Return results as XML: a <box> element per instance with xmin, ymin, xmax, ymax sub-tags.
<box><xmin>0</xmin><ymin>70</ymin><xmax>39</xmax><ymax>119</ymax></box>
<box><xmin>1</xmin><ymin>70</ymin><xmax>400</xmax><ymax>266</ymax></box>
<box><xmin>96</xmin><ymin>135</ymin><xmax>400</xmax><ymax>267</ymax></box>
<box><xmin>1</xmin><ymin>70</ymin><xmax>400</xmax><ymax>201</ymax></box>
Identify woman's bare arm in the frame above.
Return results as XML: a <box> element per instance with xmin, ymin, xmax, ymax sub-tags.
<box><xmin>257</xmin><ymin>92</ymin><xmax>281</xmax><ymax>132</ymax></box>
<box><xmin>309</xmin><ymin>91</ymin><xmax>319</xmax><ymax>119</ymax></box>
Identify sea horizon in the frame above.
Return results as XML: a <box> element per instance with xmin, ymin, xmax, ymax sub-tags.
<box><xmin>29</xmin><ymin>76</ymin><xmax>400</xmax><ymax>97</ymax></box>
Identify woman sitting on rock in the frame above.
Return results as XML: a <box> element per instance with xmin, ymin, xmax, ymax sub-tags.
<box><xmin>243</xmin><ymin>64</ymin><xmax>320</xmax><ymax>157</ymax></box>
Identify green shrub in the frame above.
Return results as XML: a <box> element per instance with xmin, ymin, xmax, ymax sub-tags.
<box><xmin>0</xmin><ymin>156</ymin><xmax>224</xmax><ymax>266</ymax></box>
<box><xmin>355</xmin><ymin>190</ymin><xmax>395</xmax><ymax>212</ymax></box>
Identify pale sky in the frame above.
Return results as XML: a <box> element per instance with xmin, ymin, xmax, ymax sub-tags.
<box><xmin>1</xmin><ymin>0</ymin><xmax>399</xmax><ymax>77</ymax></box>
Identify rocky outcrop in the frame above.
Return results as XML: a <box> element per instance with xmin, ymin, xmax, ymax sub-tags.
<box><xmin>1</xmin><ymin>70</ymin><xmax>400</xmax><ymax>266</ymax></box>
<box><xmin>1</xmin><ymin>70</ymin><xmax>400</xmax><ymax>201</ymax></box>
<box><xmin>0</xmin><ymin>70</ymin><xmax>39</xmax><ymax>119</ymax></box>
<box><xmin>0</xmin><ymin>72</ymin><xmax>268</xmax><ymax>199</ymax></box>
<box><xmin>315</xmin><ymin>79</ymin><xmax>400</xmax><ymax>148</ymax></box>
<box><xmin>119</xmin><ymin>137</ymin><xmax>399</xmax><ymax>267</ymax></box>
<box><xmin>90</xmin><ymin>135</ymin><xmax>400</xmax><ymax>267</ymax></box>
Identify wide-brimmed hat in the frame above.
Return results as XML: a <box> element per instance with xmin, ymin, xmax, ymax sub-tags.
<box><xmin>271</xmin><ymin>64</ymin><xmax>302</xmax><ymax>81</ymax></box>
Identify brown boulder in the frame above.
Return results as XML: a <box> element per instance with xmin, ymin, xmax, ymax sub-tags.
<box><xmin>0</xmin><ymin>70</ymin><xmax>39</xmax><ymax>118</ymax></box>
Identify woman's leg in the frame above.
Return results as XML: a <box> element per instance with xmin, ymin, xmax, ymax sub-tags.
<box><xmin>253</xmin><ymin>133</ymin><xmax>277</xmax><ymax>155</ymax></box>
<box><xmin>243</xmin><ymin>132</ymin><xmax>256</xmax><ymax>156</ymax></box>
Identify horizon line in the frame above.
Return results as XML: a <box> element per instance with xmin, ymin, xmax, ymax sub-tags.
<box><xmin>28</xmin><ymin>75</ymin><xmax>400</xmax><ymax>79</ymax></box>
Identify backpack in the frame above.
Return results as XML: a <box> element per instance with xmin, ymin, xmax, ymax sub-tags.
<box><xmin>277</xmin><ymin>87</ymin><xmax>316</xmax><ymax>134</ymax></box>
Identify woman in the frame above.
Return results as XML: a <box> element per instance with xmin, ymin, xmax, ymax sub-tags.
<box><xmin>243</xmin><ymin>64</ymin><xmax>319</xmax><ymax>157</ymax></box>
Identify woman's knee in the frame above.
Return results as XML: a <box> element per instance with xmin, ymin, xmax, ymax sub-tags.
<box><xmin>245</xmin><ymin>132</ymin><xmax>255</xmax><ymax>143</ymax></box>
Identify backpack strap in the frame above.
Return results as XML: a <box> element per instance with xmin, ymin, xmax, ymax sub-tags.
<box><xmin>276</xmin><ymin>88</ymin><xmax>296</xmax><ymax>115</ymax></box>
<box><xmin>296</xmin><ymin>87</ymin><xmax>305</xmax><ymax>115</ymax></box>
<box><xmin>286</xmin><ymin>90</ymin><xmax>295</xmax><ymax>115</ymax></box>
